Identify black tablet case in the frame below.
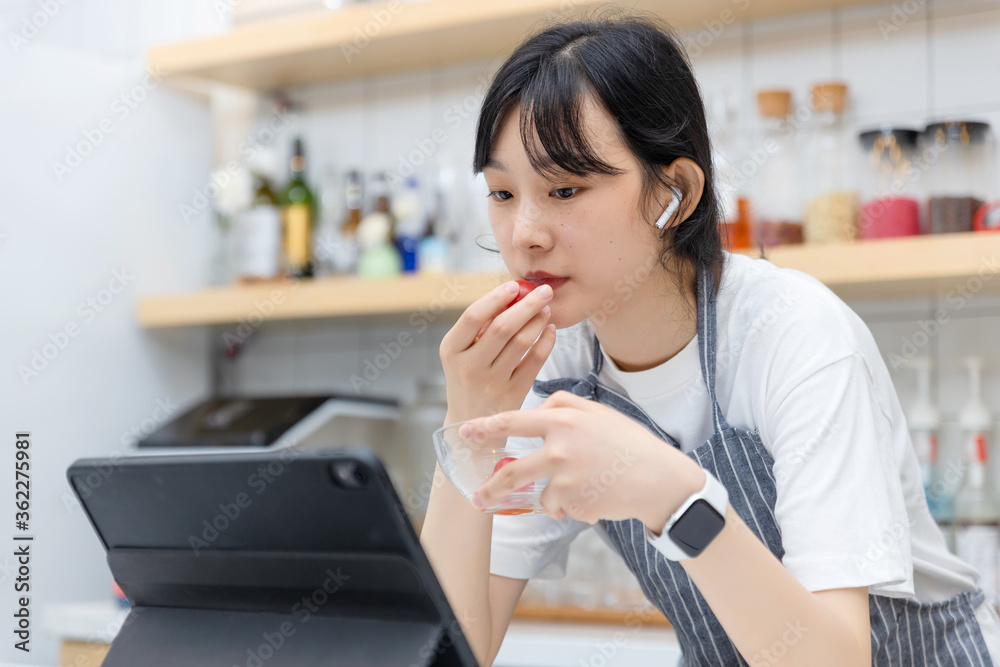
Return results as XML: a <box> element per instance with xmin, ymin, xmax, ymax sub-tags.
<box><xmin>66</xmin><ymin>448</ymin><xmax>479</xmax><ymax>666</ymax></box>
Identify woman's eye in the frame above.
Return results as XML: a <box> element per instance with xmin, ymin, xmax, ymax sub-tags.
<box><xmin>552</xmin><ymin>187</ymin><xmax>580</xmax><ymax>200</ymax></box>
<box><xmin>488</xmin><ymin>190</ymin><xmax>513</xmax><ymax>202</ymax></box>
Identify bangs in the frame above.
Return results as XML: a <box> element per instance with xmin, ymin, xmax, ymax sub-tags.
<box><xmin>518</xmin><ymin>55</ymin><xmax>624</xmax><ymax>178</ymax></box>
<box><xmin>482</xmin><ymin>46</ymin><xmax>625</xmax><ymax>179</ymax></box>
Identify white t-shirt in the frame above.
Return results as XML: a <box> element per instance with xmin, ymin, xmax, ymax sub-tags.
<box><xmin>490</xmin><ymin>252</ymin><xmax>981</xmax><ymax>604</ymax></box>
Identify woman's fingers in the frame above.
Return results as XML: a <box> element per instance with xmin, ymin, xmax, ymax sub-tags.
<box><xmin>443</xmin><ymin>282</ymin><xmax>519</xmax><ymax>352</ymax></box>
<box><xmin>476</xmin><ymin>284</ymin><xmax>553</xmax><ymax>364</ymax></box>
<box><xmin>510</xmin><ymin>322</ymin><xmax>557</xmax><ymax>385</ymax></box>
<box><xmin>472</xmin><ymin>316</ymin><xmax>495</xmax><ymax>344</ymax></box>
<box><xmin>492</xmin><ymin>306</ymin><xmax>550</xmax><ymax>370</ymax></box>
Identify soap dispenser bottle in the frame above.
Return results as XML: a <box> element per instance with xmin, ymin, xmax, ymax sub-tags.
<box><xmin>953</xmin><ymin>356</ymin><xmax>999</xmax><ymax>606</ymax></box>
<box><xmin>907</xmin><ymin>358</ymin><xmax>950</xmax><ymax>548</ymax></box>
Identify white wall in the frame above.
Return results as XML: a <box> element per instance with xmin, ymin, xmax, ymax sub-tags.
<box><xmin>1</xmin><ymin>0</ymin><xmax>224</xmax><ymax>664</ymax></box>
<box><xmin>4</xmin><ymin>0</ymin><xmax>1000</xmax><ymax>663</ymax></box>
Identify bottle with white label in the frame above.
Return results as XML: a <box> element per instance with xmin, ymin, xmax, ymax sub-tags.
<box><xmin>953</xmin><ymin>356</ymin><xmax>999</xmax><ymax>608</ymax></box>
<box><xmin>907</xmin><ymin>358</ymin><xmax>951</xmax><ymax>549</ymax></box>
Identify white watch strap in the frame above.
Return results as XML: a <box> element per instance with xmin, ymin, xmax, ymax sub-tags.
<box><xmin>644</xmin><ymin>469</ymin><xmax>728</xmax><ymax>561</ymax></box>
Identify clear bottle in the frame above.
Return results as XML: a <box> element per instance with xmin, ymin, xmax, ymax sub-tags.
<box><xmin>802</xmin><ymin>82</ymin><xmax>858</xmax><ymax>244</ymax></box>
<box><xmin>907</xmin><ymin>358</ymin><xmax>951</xmax><ymax>549</ymax></box>
<box><xmin>953</xmin><ymin>356</ymin><xmax>999</xmax><ymax>607</ymax></box>
<box><xmin>234</xmin><ymin>173</ymin><xmax>283</xmax><ymax>282</ymax></box>
<box><xmin>391</xmin><ymin>177</ymin><xmax>425</xmax><ymax>274</ymax></box>
<box><xmin>710</xmin><ymin>89</ymin><xmax>752</xmax><ymax>251</ymax></box>
<box><xmin>370</xmin><ymin>171</ymin><xmax>395</xmax><ymax>241</ymax></box>
<box><xmin>341</xmin><ymin>170</ymin><xmax>364</xmax><ymax>238</ymax></box>
<box><xmin>751</xmin><ymin>89</ymin><xmax>804</xmax><ymax>247</ymax></box>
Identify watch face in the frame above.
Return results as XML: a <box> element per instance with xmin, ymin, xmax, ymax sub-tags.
<box><xmin>668</xmin><ymin>499</ymin><xmax>725</xmax><ymax>558</ymax></box>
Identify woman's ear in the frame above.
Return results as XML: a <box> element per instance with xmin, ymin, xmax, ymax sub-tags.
<box><xmin>659</xmin><ymin>158</ymin><xmax>706</xmax><ymax>227</ymax></box>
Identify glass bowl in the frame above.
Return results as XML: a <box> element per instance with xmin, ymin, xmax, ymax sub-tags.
<box><xmin>432</xmin><ymin>418</ymin><xmax>547</xmax><ymax>515</ymax></box>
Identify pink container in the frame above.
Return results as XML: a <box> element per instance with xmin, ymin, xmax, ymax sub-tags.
<box><xmin>858</xmin><ymin>196</ymin><xmax>920</xmax><ymax>239</ymax></box>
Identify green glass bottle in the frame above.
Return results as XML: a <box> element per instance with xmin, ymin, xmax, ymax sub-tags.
<box><xmin>280</xmin><ymin>137</ymin><xmax>316</xmax><ymax>279</ymax></box>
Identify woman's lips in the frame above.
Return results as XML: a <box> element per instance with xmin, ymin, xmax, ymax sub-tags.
<box><xmin>528</xmin><ymin>277</ymin><xmax>568</xmax><ymax>290</ymax></box>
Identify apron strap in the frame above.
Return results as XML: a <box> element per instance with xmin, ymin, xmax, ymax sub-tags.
<box><xmin>697</xmin><ymin>261</ymin><xmax>731</xmax><ymax>433</ymax></box>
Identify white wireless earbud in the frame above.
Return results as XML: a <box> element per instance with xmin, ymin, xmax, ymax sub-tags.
<box><xmin>654</xmin><ymin>187</ymin><xmax>683</xmax><ymax>229</ymax></box>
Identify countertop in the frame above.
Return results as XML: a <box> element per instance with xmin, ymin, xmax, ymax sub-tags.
<box><xmin>42</xmin><ymin>601</ymin><xmax>683</xmax><ymax>666</ymax></box>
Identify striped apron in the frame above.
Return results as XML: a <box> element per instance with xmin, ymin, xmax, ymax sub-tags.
<box><xmin>532</xmin><ymin>262</ymin><xmax>993</xmax><ymax>665</ymax></box>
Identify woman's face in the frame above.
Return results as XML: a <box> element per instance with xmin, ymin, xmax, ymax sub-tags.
<box><xmin>482</xmin><ymin>96</ymin><xmax>666</xmax><ymax>330</ymax></box>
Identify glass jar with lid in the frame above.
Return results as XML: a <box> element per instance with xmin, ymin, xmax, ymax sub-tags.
<box><xmin>923</xmin><ymin>120</ymin><xmax>995</xmax><ymax>234</ymax></box>
<box><xmin>802</xmin><ymin>82</ymin><xmax>858</xmax><ymax>243</ymax></box>
<box><xmin>710</xmin><ymin>89</ymin><xmax>752</xmax><ymax>251</ymax></box>
<box><xmin>857</xmin><ymin>127</ymin><xmax>921</xmax><ymax>239</ymax></box>
<box><xmin>751</xmin><ymin>89</ymin><xmax>804</xmax><ymax>247</ymax></box>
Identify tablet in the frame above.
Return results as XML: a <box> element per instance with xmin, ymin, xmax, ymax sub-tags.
<box><xmin>66</xmin><ymin>447</ymin><xmax>479</xmax><ymax>666</ymax></box>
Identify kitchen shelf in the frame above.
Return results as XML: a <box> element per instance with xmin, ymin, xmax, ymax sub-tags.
<box><xmin>512</xmin><ymin>602</ymin><xmax>671</xmax><ymax>627</ymax></box>
<box><xmin>136</xmin><ymin>233</ymin><xmax>1000</xmax><ymax>328</ymax></box>
<box><xmin>149</xmin><ymin>0</ymin><xmax>890</xmax><ymax>92</ymax></box>
<box><xmin>748</xmin><ymin>231</ymin><xmax>1000</xmax><ymax>301</ymax></box>
<box><xmin>136</xmin><ymin>271</ymin><xmax>508</xmax><ymax>328</ymax></box>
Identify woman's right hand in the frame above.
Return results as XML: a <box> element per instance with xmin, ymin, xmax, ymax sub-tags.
<box><xmin>439</xmin><ymin>281</ymin><xmax>557</xmax><ymax>424</ymax></box>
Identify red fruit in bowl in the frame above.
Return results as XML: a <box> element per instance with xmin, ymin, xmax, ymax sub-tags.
<box><xmin>492</xmin><ymin>456</ymin><xmax>533</xmax><ymax>493</ymax></box>
<box><xmin>503</xmin><ymin>280</ymin><xmax>536</xmax><ymax>310</ymax></box>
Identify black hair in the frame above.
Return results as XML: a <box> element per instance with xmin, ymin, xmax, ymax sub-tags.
<box><xmin>473</xmin><ymin>10</ymin><xmax>724</xmax><ymax>298</ymax></box>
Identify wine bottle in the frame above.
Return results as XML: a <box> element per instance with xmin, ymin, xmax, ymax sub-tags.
<box><xmin>235</xmin><ymin>173</ymin><xmax>282</xmax><ymax>282</ymax></box>
<box><xmin>280</xmin><ymin>137</ymin><xmax>315</xmax><ymax>279</ymax></box>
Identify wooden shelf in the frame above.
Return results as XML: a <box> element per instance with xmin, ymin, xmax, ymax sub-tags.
<box><xmin>136</xmin><ymin>233</ymin><xmax>1000</xmax><ymax>328</ymax></box>
<box><xmin>148</xmin><ymin>0</ymin><xmax>891</xmax><ymax>91</ymax></box>
<box><xmin>746</xmin><ymin>232</ymin><xmax>1000</xmax><ymax>301</ymax></box>
<box><xmin>512</xmin><ymin>602</ymin><xmax>671</xmax><ymax>627</ymax></box>
<box><xmin>136</xmin><ymin>271</ymin><xmax>508</xmax><ymax>328</ymax></box>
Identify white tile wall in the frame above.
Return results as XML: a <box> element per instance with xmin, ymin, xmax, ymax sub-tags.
<box><xmin>232</xmin><ymin>2</ymin><xmax>1000</xmax><ymax>462</ymax></box>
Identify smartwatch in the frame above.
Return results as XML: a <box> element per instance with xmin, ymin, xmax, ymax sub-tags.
<box><xmin>644</xmin><ymin>469</ymin><xmax>728</xmax><ymax>561</ymax></box>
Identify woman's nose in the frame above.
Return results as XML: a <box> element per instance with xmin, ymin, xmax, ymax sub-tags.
<box><xmin>511</xmin><ymin>197</ymin><xmax>551</xmax><ymax>251</ymax></box>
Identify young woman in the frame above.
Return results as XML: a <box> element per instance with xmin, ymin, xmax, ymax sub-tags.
<box><xmin>419</xmin><ymin>13</ymin><xmax>1000</xmax><ymax>666</ymax></box>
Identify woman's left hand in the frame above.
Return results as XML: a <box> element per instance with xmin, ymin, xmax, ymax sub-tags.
<box><xmin>464</xmin><ymin>390</ymin><xmax>706</xmax><ymax>528</ymax></box>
